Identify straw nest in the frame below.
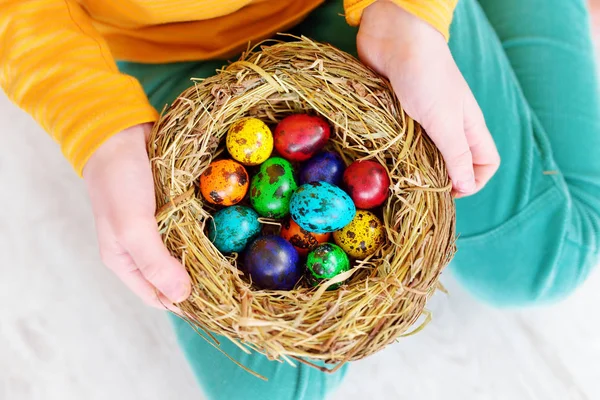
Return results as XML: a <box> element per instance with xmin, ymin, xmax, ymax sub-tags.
<box><xmin>149</xmin><ymin>37</ymin><xmax>456</xmax><ymax>375</ymax></box>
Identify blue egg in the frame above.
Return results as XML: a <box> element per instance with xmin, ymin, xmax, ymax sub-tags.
<box><xmin>290</xmin><ymin>182</ymin><xmax>356</xmax><ymax>233</ymax></box>
<box><xmin>299</xmin><ymin>151</ymin><xmax>345</xmax><ymax>186</ymax></box>
<box><xmin>208</xmin><ymin>205</ymin><xmax>261</xmax><ymax>254</ymax></box>
<box><xmin>244</xmin><ymin>236</ymin><xmax>301</xmax><ymax>290</ymax></box>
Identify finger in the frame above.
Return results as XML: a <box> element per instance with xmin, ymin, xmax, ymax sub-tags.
<box><xmin>99</xmin><ymin>240</ymin><xmax>183</xmax><ymax>313</ymax></box>
<box><xmin>118</xmin><ymin>219</ymin><xmax>191</xmax><ymax>304</ymax></box>
<box><xmin>112</xmin><ymin>264</ymin><xmax>182</xmax><ymax>313</ymax></box>
<box><xmin>463</xmin><ymin>92</ymin><xmax>501</xmax><ymax>193</ymax></box>
<box><xmin>421</xmin><ymin>112</ymin><xmax>476</xmax><ymax>195</ymax></box>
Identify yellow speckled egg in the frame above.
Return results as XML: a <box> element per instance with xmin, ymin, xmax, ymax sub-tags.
<box><xmin>333</xmin><ymin>210</ymin><xmax>384</xmax><ymax>259</ymax></box>
<box><xmin>226</xmin><ymin>117</ymin><xmax>273</xmax><ymax>166</ymax></box>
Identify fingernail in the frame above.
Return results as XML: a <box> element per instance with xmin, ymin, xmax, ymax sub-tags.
<box><xmin>173</xmin><ymin>281</ymin><xmax>191</xmax><ymax>303</ymax></box>
<box><xmin>456</xmin><ymin>179</ymin><xmax>476</xmax><ymax>193</ymax></box>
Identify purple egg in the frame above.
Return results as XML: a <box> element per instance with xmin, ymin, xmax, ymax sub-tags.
<box><xmin>244</xmin><ymin>236</ymin><xmax>301</xmax><ymax>290</ymax></box>
<box><xmin>299</xmin><ymin>151</ymin><xmax>346</xmax><ymax>186</ymax></box>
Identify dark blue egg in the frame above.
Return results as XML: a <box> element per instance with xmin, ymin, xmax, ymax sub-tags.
<box><xmin>244</xmin><ymin>236</ymin><xmax>301</xmax><ymax>290</ymax></box>
<box><xmin>298</xmin><ymin>151</ymin><xmax>345</xmax><ymax>186</ymax></box>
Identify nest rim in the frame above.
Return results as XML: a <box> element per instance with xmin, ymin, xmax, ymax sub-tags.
<box><xmin>149</xmin><ymin>36</ymin><xmax>456</xmax><ymax>375</ymax></box>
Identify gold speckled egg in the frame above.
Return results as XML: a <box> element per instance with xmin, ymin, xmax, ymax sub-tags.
<box><xmin>226</xmin><ymin>117</ymin><xmax>273</xmax><ymax>166</ymax></box>
<box><xmin>333</xmin><ymin>210</ymin><xmax>384</xmax><ymax>259</ymax></box>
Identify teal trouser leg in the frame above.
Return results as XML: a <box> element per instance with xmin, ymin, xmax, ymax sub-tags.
<box><xmin>167</xmin><ymin>314</ymin><xmax>347</xmax><ymax>400</ymax></box>
<box><xmin>116</xmin><ymin>0</ymin><xmax>600</xmax><ymax>397</ymax></box>
<box><xmin>449</xmin><ymin>0</ymin><xmax>600</xmax><ymax>305</ymax></box>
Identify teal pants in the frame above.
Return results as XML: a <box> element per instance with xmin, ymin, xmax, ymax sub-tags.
<box><xmin>119</xmin><ymin>0</ymin><xmax>600</xmax><ymax>398</ymax></box>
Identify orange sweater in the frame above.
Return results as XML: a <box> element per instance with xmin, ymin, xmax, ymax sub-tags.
<box><xmin>0</xmin><ymin>0</ymin><xmax>457</xmax><ymax>175</ymax></box>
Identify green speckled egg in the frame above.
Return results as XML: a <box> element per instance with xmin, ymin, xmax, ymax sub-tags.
<box><xmin>250</xmin><ymin>157</ymin><xmax>297</xmax><ymax>218</ymax></box>
<box><xmin>306</xmin><ymin>243</ymin><xmax>350</xmax><ymax>288</ymax></box>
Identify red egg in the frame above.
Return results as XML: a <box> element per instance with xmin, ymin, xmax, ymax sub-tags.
<box><xmin>280</xmin><ymin>218</ymin><xmax>331</xmax><ymax>257</ymax></box>
<box><xmin>273</xmin><ymin>114</ymin><xmax>330</xmax><ymax>162</ymax></box>
<box><xmin>343</xmin><ymin>160</ymin><xmax>390</xmax><ymax>209</ymax></box>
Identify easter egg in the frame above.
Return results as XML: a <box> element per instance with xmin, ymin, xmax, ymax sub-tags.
<box><xmin>208</xmin><ymin>206</ymin><xmax>261</xmax><ymax>254</ymax></box>
<box><xmin>226</xmin><ymin>117</ymin><xmax>273</xmax><ymax>166</ymax></box>
<box><xmin>273</xmin><ymin>114</ymin><xmax>330</xmax><ymax>162</ymax></box>
<box><xmin>250</xmin><ymin>157</ymin><xmax>297</xmax><ymax>218</ymax></box>
<box><xmin>244</xmin><ymin>236</ymin><xmax>301</xmax><ymax>290</ymax></box>
<box><xmin>343</xmin><ymin>160</ymin><xmax>390</xmax><ymax>209</ymax></box>
<box><xmin>333</xmin><ymin>210</ymin><xmax>385</xmax><ymax>259</ymax></box>
<box><xmin>298</xmin><ymin>151</ymin><xmax>345</xmax><ymax>186</ymax></box>
<box><xmin>280</xmin><ymin>218</ymin><xmax>331</xmax><ymax>257</ymax></box>
<box><xmin>290</xmin><ymin>182</ymin><xmax>356</xmax><ymax>233</ymax></box>
<box><xmin>306</xmin><ymin>243</ymin><xmax>351</xmax><ymax>288</ymax></box>
<box><xmin>200</xmin><ymin>159</ymin><xmax>249</xmax><ymax>205</ymax></box>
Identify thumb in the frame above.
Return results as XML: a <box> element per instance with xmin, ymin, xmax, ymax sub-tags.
<box><xmin>119</xmin><ymin>218</ymin><xmax>192</xmax><ymax>303</ymax></box>
<box><xmin>463</xmin><ymin>91</ymin><xmax>500</xmax><ymax>192</ymax></box>
<box><xmin>422</xmin><ymin>112</ymin><xmax>476</xmax><ymax>194</ymax></box>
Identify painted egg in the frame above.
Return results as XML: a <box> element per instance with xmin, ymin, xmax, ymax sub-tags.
<box><xmin>273</xmin><ymin>114</ymin><xmax>331</xmax><ymax>162</ymax></box>
<box><xmin>226</xmin><ymin>117</ymin><xmax>273</xmax><ymax>166</ymax></box>
<box><xmin>280</xmin><ymin>218</ymin><xmax>331</xmax><ymax>257</ymax></box>
<box><xmin>200</xmin><ymin>159</ymin><xmax>249</xmax><ymax>205</ymax></box>
<box><xmin>290</xmin><ymin>182</ymin><xmax>356</xmax><ymax>234</ymax></box>
<box><xmin>244</xmin><ymin>236</ymin><xmax>301</xmax><ymax>290</ymax></box>
<box><xmin>298</xmin><ymin>151</ymin><xmax>345</xmax><ymax>186</ymax></box>
<box><xmin>250</xmin><ymin>157</ymin><xmax>297</xmax><ymax>218</ymax></box>
<box><xmin>343</xmin><ymin>160</ymin><xmax>390</xmax><ymax>209</ymax></box>
<box><xmin>333</xmin><ymin>210</ymin><xmax>385</xmax><ymax>259</ymax></box>
<box><xmin>306</xmin><ymin>243</ymin><xmax>351</xmax><ymax>288</ymax></box>
<box><xmin>208</xmin><ymin>206</ymin><xmax>261</xmax><ymax>254</ymax></box>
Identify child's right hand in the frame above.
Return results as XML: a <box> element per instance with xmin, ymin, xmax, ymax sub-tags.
<box><xmin>83</xmin><ymin>123</ymin><xmax>191</xmax><ymax>310</ymax></box>
<box><xmin>357</xmin><ymin>1</ymin><xmax>500</xmax><ymax>197</ymax></box>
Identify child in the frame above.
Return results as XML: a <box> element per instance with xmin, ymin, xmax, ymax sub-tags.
<box><xmin>2</xmin><ymin>0</ymin><xmax>599</xmax><ymax>398</ymax></box>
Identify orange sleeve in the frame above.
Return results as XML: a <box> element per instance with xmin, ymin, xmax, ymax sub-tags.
<box><xmin>0</xmin><ymin>0</ymin><xmax>158</xmax><ymax>176</ymax></box>
<box><xmin>344</xmin><ymin>0</ymin><xmax>458</xmax><ymax>40</ymax></box>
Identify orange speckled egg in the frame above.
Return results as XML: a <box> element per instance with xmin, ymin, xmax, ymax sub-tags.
<box><xmin>280</xmin><ymin>218</ymin><xmax>330</xmax><ymax>257</ymax></box>
<box><xmin>199</xmin><ymin>160</ymin><xmax>249</xmax><ymax>206</ymax></box>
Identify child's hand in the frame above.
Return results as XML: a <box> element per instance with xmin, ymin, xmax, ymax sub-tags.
<box><xmin>357</xmin><ymin>1</ymin><xmax>500</xmax><ymax>196</ymax></box>
<box><xmin>83</xmin><ymin>123</ymin><xmax>191</xmax><ymax>310</ymax></box>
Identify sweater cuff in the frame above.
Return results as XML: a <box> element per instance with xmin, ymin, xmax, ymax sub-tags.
<box><xmin>344</xmin><ymin>0</ymin><xmax>457</xmax><ymax>41</ymax></box>
<box><xmin>63</xmin><ymin>96</ymin><xmax>158</xmax><ymax>176</ymax></box>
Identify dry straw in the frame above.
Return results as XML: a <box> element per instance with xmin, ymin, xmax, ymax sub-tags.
<box><xmin>149</xmin><ymin>36</ymin><xmax>456</xmax><ymax>377</ymax></box>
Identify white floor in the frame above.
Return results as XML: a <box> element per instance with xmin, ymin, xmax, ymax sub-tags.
<box><xmin>1</xmin><ymin>92</ymin><xmax>599</xmax><ymax>400</ymax></box>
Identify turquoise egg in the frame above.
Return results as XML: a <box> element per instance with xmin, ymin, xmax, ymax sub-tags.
<box><xmin>208</xmin><ymin>205</ymin><xmax>261</xmax><ymax>253</ymax></box>
<box><xmin>290</xmin><ymin>182</ymin><xmax>356</xmax><ymax>233</ymax></box>
<box><xmin>250</xmin><ymin>157</ymin><xmax>298</xmax><ymax>218</ymax></box>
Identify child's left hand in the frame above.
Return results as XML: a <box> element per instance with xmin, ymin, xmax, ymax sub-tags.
<box><xmin>83</xmin><ymin>123</ymin><xmax>191</xmax><ymax>310</ymax></box>
<box><xmin>357</xmin><ymin>0</ymin><xmax>500</xmax><ymax>197</ymax></box>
